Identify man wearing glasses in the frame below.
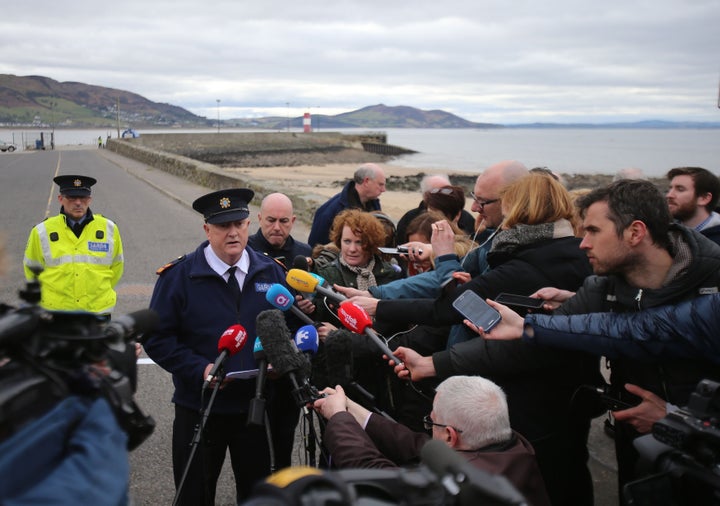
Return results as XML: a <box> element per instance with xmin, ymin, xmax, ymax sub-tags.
<box><xmin>313</xmin><ymin>375</ymin><xmax>550</xmax><ymax>506</ymax></box>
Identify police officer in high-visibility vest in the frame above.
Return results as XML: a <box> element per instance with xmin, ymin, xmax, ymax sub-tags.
<box><xmin>23</xmin><ymin>175</ymin><xmax>124</xmax><ymax>315</ymax></box>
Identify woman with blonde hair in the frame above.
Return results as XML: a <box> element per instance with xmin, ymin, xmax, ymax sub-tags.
<box><xmin>366</xmin><ymin>172</ymin><xmax>601</xmax><ymax>506</ymax></box>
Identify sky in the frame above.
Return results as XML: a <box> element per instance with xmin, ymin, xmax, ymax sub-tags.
<box><xmin>2</xmin><ymin>0</ymin><xmax>719</xmax><ymax>124</ymax></box>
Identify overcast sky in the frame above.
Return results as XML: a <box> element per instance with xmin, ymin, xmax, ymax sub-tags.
<box><xmin>2</xmin><ymin>0</ymin><xmax>719</xmax><ymax>123</ymax></box>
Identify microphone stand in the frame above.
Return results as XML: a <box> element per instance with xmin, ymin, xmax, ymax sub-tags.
<box><xmin>172</xmin><ymin>372</ymin><xmax>223</xmax><ymax>506</ymax></box>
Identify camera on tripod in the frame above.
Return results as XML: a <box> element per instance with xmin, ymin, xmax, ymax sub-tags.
<box><xmin>0</xmin><ymin>271</ymin><xmax>157</xmax><ymax>450</ymax></box>
<box><xmin>624</xmin><ymin>378</ymin><xmax>720</xmax><ymax>505</ymax></box>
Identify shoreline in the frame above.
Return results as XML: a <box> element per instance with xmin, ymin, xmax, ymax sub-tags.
<box><xmin>229</xmin><ymin>163</ymin><xmax>667</xmax><ymax>225</ymax></box>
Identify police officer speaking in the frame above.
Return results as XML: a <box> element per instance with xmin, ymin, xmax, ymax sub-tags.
<box><xmin>23</xmin><ymin>174</ymin><xmax>124</xmax><ymax>314</ymax></box>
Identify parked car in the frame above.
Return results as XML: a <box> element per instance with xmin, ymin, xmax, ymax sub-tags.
<box><xmin>0</xmin><ymin>141</ymin><xmax>17</xmax><ymax>152</ymax></box>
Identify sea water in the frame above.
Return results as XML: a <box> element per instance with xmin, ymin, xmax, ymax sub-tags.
<box><xmin>1</xmin><ymin>126</ymin><xmax>717</xmax><ymax>177</ymax></box>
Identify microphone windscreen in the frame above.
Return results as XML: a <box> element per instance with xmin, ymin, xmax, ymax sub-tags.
<box><xmin>253</xmin><ymin>336</ymin><xmax>266</xmax><ymax>361</ymax></box>
<box><xmin>294</xmin><ymin>325</ymin><xmax>319</xmax><ymax>355</ymax></box>
<box><xmin>292</xmin><ymin>255</ymin><xmax>310</xmax><ymax>271</ymax></box>
<box><xmin>123</xmin><ymin>309</ymin><xmax>160</xmax><ymax>335</ymax></box>
<box><xmin>324</xmin><ymin>329</ymin><xmax>354</xmax><ymax>387</ymax></box>
<box><xmin>266</xmin><ymin>283</ymin><xmax>294</xmax><ymax>311</ymax></box>
<box><xmin>217</xmin><ymin>324</ymin><xmax>248</xmax><ymax>355</ymax></box>
<box><xmin>337</xmin><ymin>301</ymin><xmax>373</xmax><ymax>334</ymax></box>
<box><xmin>286</xmin><ymin>269</ymin><xmax>319</xmax><ymax>293</ymax></box>
<box><xmin>256</xmin><ymin>309</ymin><xmax>308</xmax><ymax>378</ymax></box>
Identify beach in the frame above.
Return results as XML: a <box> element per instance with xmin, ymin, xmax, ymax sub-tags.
<box><xmin>230</xmin><ymin>163</ymin><xmax>450</xmax><ymax>224</ymax></box>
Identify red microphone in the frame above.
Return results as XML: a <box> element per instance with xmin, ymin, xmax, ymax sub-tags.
<box><xmin>203</xmin><ymin>324</ymin><xmax>248</xmax><ymax>389</ymax></box>
<box><xmin>336</xmin><ymin>301</ymin><xmax>403</xmax><ymax>366</ymax></box>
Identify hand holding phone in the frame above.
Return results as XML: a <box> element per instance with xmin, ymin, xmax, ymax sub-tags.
<box><xmin>452</xmin><ymin>290</ymin><xmax>502</xmax><ymax>332</ymax></box>
<box><xmin>494</xmin><ymin>293</ymin><xmax>545</xmax><ymax>310</ymax></box>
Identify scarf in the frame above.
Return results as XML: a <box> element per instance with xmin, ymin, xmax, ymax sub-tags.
<box><xmin>339</xmin><ymin>255</ymin><xmax>377</xmax><ymax>291</ymax></box>
<box><xmin>490</xmin><ymin>219</ymin><xmax>575</xmax><ymax>254</ymax></box>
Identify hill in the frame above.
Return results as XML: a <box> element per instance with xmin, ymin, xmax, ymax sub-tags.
<box><xmin>226</xmin><ymin>104</ymin><xmax>502</xmax><ymax>129</ymax></box>
<box><xmin>0</xmin><ymin>74</ymin><xmax>208</xmax><ymax>128</ymax></box>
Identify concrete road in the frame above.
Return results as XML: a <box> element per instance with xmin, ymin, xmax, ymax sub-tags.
<box><xmin>0</xmin><ymin>147</ymin><xmax>619</xmax><ymax>505</ymax></box>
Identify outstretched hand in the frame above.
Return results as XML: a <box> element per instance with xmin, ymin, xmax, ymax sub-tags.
<box><xmin>529</xmin><ymin>287</ymin><xmax>575</xmax><ymax>311</ymax></box>
<box><xmin>612</xmin><ymin>383</ymin><xmax>667</xmax><ymax>434</ymax></box>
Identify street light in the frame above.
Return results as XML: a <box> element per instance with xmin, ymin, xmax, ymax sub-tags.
<box><xmin>216</xmin><ymin>99</ymin><xmax>221</xmax><ymax>133</ymax></box>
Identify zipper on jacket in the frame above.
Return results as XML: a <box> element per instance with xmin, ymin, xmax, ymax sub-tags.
<box><xmin>634</xmin><ymin>289</ymin><xmax>643</xmax><ymax>310</ymax></box>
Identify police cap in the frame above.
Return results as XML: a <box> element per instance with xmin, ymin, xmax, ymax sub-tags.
<box><xmin>192</xmin><ymin>188</ymin><xmax>254</xmax><ymax>224</ymax></box>
<box><xmin>54</xmin><ymin>175</ymin><xmax>97</xmax><ymax>197</ymax></box>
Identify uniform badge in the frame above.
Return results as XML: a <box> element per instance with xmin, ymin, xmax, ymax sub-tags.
<box><xmin>220</xmin><ymin>197</ymin><xmax>231</xmax><ymax>209</ymax></box>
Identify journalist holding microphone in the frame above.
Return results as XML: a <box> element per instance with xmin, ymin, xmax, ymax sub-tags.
<box><xmin>143</xmin><ymin>188</ymin><xmax>299</xmax><ymax>505</ymax></box>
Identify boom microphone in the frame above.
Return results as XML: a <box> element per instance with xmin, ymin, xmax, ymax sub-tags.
<box><xmin>336</xmin><ymin>301</ymin><xmax>403</xmax><ymax>366</ymax></box>
<box><xmin>266</xmin><ymin>283</ymin><xmax>316</xmax><ymax>326</ymax></box>
<box><xmin>286</xmin><ymin>269</ymin><xmax>347</xmax><ymax>304</ymax></box>
<box><xmin>202</xmin><ymin>324</ymin><xmax>248</xmax><ymax>390</ymax></box>
<box><xmin>256</xmin><ymin>309</ymin><xmax>319</xmax><ymax>406</ymax></box>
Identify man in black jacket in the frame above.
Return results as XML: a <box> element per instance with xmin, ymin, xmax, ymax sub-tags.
<box><xmin>543</xmin><ymin>179</ymin><xmax>720</xmax><ymax>500</ymax></box>
<box><xmin>666</xmin><ymin>166</ymin><xmax>720</xmax><ymax>245</ymax></box>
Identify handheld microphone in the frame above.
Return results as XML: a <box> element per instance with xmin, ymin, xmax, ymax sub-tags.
<box><xmin>247</xmin><ymin>337</ymin><xmax>268</xmax><ymax>426</ymax></box>
<box><xmin>202</xmin><ymin>324</ymin><xmax>248</xmax><ymax>390</ymax></box>
<box><xmin>292</xmin><ymin>255</ymin><xmax>311</xmax><ymax>271</ymax></box>
<box><xmin>286</xmin><ymin>269</ymin><xmax>347</xmax><ymax>304</ymax></box>
<box><xmin>294</xmin><ymin>325</ymin><xmax>319</xmax><ymax>355</ymax></box>
<box><xmin>266</xmin><ymin>283</ymin><xmax>316</xmax><ymax>326</ymax></box>
<box><xmin>256</xmin><ymin>309</ymin><xmax>318</xmax><ymax>406</ymax></box>
<box><xmin>337</xmin><ymin>301</ymin><xmax>403</xmax><ymax>366</ymax></box>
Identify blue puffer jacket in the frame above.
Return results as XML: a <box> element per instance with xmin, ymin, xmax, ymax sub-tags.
<box><xmin>144</xmin><ymin>242</ymin><xmax>295</xmax><ymax>413</ymax></box>
<box><xmin>525</xmin><ymin>293</ymin><xmax>720</xmax><ymax>364</ymax></box>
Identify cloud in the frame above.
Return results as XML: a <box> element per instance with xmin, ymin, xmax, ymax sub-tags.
<box><xmin>2</xmin><ymin>0</ymin><xmax>719</xmax><ymax>123</ymax></box>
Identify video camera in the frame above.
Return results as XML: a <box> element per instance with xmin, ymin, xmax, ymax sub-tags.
<box><xmin>624</xmin><ymin>378</ymin><xmax>720</xmax><ymax>505</ymax></box>
<box><xmin>242</xmin><ymin>439</ymin><xmax>528</xmax><ymax>506</ymax></box>
<box><xmin>0</xmin><ymin>272</ymin><xmax>157</xmax><ymax>450</ymax></box>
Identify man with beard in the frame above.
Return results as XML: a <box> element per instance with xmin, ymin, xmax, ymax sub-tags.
<box><xmin>535</xmin><ymin>179</ymin><xmax>720</xmax><ymax>501</ymax></box>
<box><xmin>666</xmin><ymin>166</ymin><xmax>720</xmax><ymax>245</ymax></box>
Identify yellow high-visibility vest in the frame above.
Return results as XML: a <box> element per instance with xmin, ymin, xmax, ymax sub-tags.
<box><xmin>23</xmin><ymin>213</ymin><xmax>124</xmax><ymax>313</ymax></box>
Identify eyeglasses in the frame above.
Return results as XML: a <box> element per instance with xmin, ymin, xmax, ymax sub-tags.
<box><xmin>470</xmin><ymin>192</ymin><xmax>499</xmax><ymax>209</ymax></box>
<box><xmin>430</xmin><ymin>187</ymin><xmax>454</xmax><ymax>196</ymax></box>
<box><xmin>422</xmin><ymin>414</ymin><xmax>463</xmax><ymax>433</ymax></box>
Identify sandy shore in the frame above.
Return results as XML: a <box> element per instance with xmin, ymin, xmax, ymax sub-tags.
<box><xmin>230</xmin><ymin>163</ymin><xmax>457</xmax><ymax>223</ymax></box>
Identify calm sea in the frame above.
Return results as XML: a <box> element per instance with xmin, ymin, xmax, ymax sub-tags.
<box><xmin>2</xmin><ymin>126</ymin><xmax>718</xmax><ymax>177</ymax></box>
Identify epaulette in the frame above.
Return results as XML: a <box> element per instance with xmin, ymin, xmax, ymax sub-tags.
<box><xmin>258</xmin><ymin>251</ymin><xmax>289</xmax><ymax>272</ymax></box>
<box><xmin>156</xmin><ymin>255</ymin><xmax>186</xmax><ymax>275</ymax></box>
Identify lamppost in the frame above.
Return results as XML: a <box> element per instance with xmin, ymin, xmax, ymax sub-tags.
<box><xmin>216</xmin><ymin>99</ymin><xmax>221</xmax><ymax>133</ymax></box>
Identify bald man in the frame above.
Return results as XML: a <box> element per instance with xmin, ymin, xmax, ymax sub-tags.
<box><xmin>248</xmin><ymin>192</ymin><xmax>312</xmax><ymax>269</ymax></box>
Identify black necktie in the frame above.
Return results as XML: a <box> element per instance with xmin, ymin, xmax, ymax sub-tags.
<box><xmin>72</xmin><ymin>222</ymin><xmax>83</xmax><ymax>237</ymax></box>
<box><xmin>227</xmin><ymin>266</ymin><xmax>241</xmax><ymax>308</ymax></box>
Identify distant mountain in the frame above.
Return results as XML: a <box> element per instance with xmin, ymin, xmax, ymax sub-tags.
<box><xmin>227</xmin><ymin>104</ymin><xmax>502</xmax><ymax>129</ymax></box>
<box><xmin>506</xmin><ymin>120</ymin><xmax>720</xmax><ymax>129</ymax></box>
<box><xmin>0</xmin><ymin>74</ymin><xmax>207</xmax><ymax>128</ymax></box>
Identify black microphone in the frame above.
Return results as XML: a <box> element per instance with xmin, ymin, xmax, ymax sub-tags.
<box><xmin>103</xmin><ymin>309</ymin><xmax>159</xmax><ymax>343</ymax></box>
<box><xmin>325</xmin><ymin>329</ymin><xmax>395</xmax><ymax>421</ymax></box>
<box><xmin>421</xmin><ymin>439</ymin><xmax>528</xmax><ymax>505</ymax></box>
<box><xmin>292</xmin><ymin>255</ymin><xmax>311</xmax><ymax>271</ymax></box>
<box><xmin>256</xmin><ymin>309</ymin><xmax>318</xmax><ymax>406</ymax></box>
